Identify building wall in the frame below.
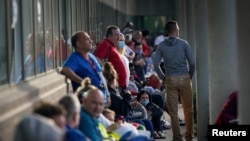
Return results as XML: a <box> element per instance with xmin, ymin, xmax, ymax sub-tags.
<box><xmin>125</xmin><ymin>0</ymin><xmax>175</xmax><ymax>16</ymax></box>
<box><xmin>0</xmin><ymin>71</ymin><xmax>67</xmax><ymax>141</ymax></box>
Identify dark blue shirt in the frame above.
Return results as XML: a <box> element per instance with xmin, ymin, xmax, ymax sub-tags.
<box><xmin>65</xmin><ymin>124</ymin><xmax>88</xmax><ymax>141</ymax></box>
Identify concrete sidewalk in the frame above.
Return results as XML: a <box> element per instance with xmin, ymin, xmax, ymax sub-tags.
<box><xmin>156</xmin><ymin>104</ymin><xmax>197</xmax><ymax>141</ymax></box>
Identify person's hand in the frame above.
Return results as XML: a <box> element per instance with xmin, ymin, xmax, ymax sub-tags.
<box><xmin>106</xmin><ymin>123</ymin><xmax>121</xmax><ymax>132</ymax></box>
<box><xmin>129</xmin><ymin>101</ymin><xmax>137</xmax><ymax>107</ymax></box>
<box><xmin>107</xmin><ymin>96</ymin><xmax>111</xmax><ymax>107</ymax></box>
<box><xmin>147</xmin><ymin>110</ymin><xmax>152</xmax><ymax>120</ymax></box>
<box><xmin>138</xmin><ymin>59</ymin><xmax>145</xmax><ymax>66</ymax></box>
<box><xmin>127</xmin><ymin>55</ymin><xmax>134</xmax><ymax>61</ymax></box>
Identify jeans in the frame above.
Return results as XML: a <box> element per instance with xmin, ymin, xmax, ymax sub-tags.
<box><xmin>165</xmin><ymin>74</ymin><xmax>193</xmax><ymax>141</ymax></box>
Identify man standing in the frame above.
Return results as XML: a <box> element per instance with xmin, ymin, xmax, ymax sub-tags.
<box><xmin>61</xmin><ymin>31</ymin><xmax>110</xmax><ymax>107</ymax></box>
<box><xmin>153</xmin><ymin>20</ymin><xmax>195</xmax><ymax>141</ymax></box>
<box><xmin>94</xmin><ymin>25</ymin><xmax>127</xmax><ymax>89</ymax></box>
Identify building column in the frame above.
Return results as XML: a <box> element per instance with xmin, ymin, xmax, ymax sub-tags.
<box><xmin>186</xmin><ymin>0</ymin><xmax>196</xmax><ymax>89</ymax></box>
<box><xmin>174</xmin><ymin>0</ymin><xmax>187</xmax><ymax>39</ymax></box>
<box><xmin>236</xmin><ymin>1</ymin><xmax>250</xmax><ymax>124</ymax></box>
<box><xmin>207</xmin><ymin>0</ymin><xmax>238</xmax><ymax>123</ymax></box>
<box><xmin>194</xmin><ymin>0</ymin><xmax>209</xmax><ymax>140</ymax></box>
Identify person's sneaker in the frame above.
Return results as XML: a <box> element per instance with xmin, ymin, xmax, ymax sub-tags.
<box><xmin>179</xmin><ymin>119</ymin><xmax>185</xmax><ymax>126</ymax></box>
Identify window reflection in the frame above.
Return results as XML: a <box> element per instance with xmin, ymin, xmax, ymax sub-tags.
<box><xmin>12</xmin><ymin>0</ymin><xmax>33</xmax><ymax>83</ymax></box>
<box><xmin>44</xmin><ymin>0</ymin><xmax>53</xmax><ymax>69</ymax></box>
<box><xmin>16</xmin><ymin>33</ymin><xmax>52</xmax><ymax>82</ymax></box>
<box><xmin>15</xmin><ymin>0</ymin><xmax>53</xmax><ymax>83</ymax></box>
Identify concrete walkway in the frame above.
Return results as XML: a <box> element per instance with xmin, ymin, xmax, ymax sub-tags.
<box><xmin>156</xmin><ymin>104</ymin><xmax>197</xmax><ymax>141</ymax></box>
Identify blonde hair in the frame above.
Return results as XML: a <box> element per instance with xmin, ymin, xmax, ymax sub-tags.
<box><xmin>75</xmin><ymin>77</ymin><xmax>97</xmax><ymax>104</ymax></box>
<box><xmin>103</xmin><ymin>108</ymin><xmax>115</xmax><ymax>117</ymax></box>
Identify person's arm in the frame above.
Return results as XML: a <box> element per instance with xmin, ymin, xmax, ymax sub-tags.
<box><xmin>152</xmin><ymin>45</ymin><xmax>165</xmax><ymax>80</ymax></box>
<box><xmin>125</xmin><ymin>46</ymin><xmax>135</xmax><ymax>61</ymax></box>
<box><xmin>134</xmin><ymin>59</ymin><xmax>142</xmax><ymax>66</ymax></box>
<box><xmin>149</xmin><ymin>103</ymin><xmax>163</xmax><ymax>117</ymax></box>
<box><xmin>61</xmin><ymin>67</ymin><xmax>83</xmax><ymax>84</ymax></box>
<box><xmin>185</xmin><ymin>42</ymin><xmax>195</xmax><ymax>78</ymax></box>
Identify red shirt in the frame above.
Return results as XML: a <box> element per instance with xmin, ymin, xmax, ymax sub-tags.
<box><xmin>142</xmin><ymin>39</ymin><xmax>150</xmax><ymax>57</ymax></box>
<box><xmin>94</xmin><ymin>39</ymin><xmax>127</xmax><ymax>88</ymax></box>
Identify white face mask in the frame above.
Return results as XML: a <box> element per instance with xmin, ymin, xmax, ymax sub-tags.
<box><xmin>125</xmin><ymin>34</ymin><xmax>132</xmax><ymax>41</ymax></box>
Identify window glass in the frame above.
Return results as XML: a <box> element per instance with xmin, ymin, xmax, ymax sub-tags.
<box><xmin>71</xmin><ymin>0</ymin><xmax>77</xmax><ymax>33</ymax></box>
<box><xmin>14</xmin><ymin>0</ymin><xmax>34</xmax><ymax>83</ymax></box>
<box><xmin>0</xmin><ymin>0</ymin><xmax>7</xmax><ymax>85</ymax></box>
<box><xmin>44</xmin><ymin>0</ymin><xmax>54</xmax><ymax>70</ymax></box>
<box><xmin>34</xmin><ymin>0</ymin><xmax>49</xmax><ymax>74</ymax></box>
<box><xmin>52</xmin><ymin>0</ymin><xmax>60</xmax><ymax>67</ymax></box>
<box><xmin>59</xmin><ymin>0</ymin><xmax>71</xmax><ymax>66</ymax></box>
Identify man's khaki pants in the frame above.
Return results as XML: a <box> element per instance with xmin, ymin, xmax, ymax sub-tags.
<box><xmin>165</xmin><ymin>74</ymin><xmax>193</xmax><ymax>141</ymax></box>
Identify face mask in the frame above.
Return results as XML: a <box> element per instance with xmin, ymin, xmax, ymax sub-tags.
<box><xmin>125</xmin><ymin>34</ymin><xmax>132</xmax><ymax>41</ymax></box>
<box><xmin>140</xmin><ymin>99</ymin><xmax>149</xmax><ymax>106</ymax></box>
<box><xmin>136</xmin><ymin>39</ymin><xmax>142</xmax><ymax>43</ymax></box>
<box><xmin>135</xmin><ymin>49</ymin><xmax>142</xmax><ymax>55</ymax></box>
<box><xmin>117</xmin><ymin>41</ymin><xmax>125</xmax><ymax>49</ymax></box>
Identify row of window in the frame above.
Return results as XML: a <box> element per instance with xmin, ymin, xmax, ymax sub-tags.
<box><xmin>0</xmin><ymin>0</ymin><xmax>124</xmax><ymax>86</ymax></box>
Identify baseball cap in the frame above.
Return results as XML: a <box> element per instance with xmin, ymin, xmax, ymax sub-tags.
<box><xmin>123</xmin><ymin>27</ymin><xmax>133</xmax><ymax>34</ymax></box>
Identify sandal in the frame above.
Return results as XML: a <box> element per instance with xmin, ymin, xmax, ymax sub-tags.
<box><xmin>157</xmin><ymin>131</ymin><xmax>166</xmax><ymax>139</ymax></box>
<box><xmin>153</xmin><ymin>132</ymin><xmax>161</xmax><ymax>139</ymax></box>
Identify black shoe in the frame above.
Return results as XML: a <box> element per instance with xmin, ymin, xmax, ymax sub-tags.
<box><xmin>179</xmin><ymin>119</ymin><xmax>185</xmax><ymax>126</ymax></box>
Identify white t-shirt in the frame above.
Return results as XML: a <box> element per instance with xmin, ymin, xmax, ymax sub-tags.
<box><xmin>120</xmin><ymin>55</ymin><xmax>130</xmax><ymax>87</ymax></box>
<box><xmin>153</xmin><ymin>35</ymin><xmax>165</xmax><ymax>62</ymax></box>
<box><xmin>154</xmin><ymin>35</ymin><xmax>165</xmax><ymax>46</ymax></box>
<box><xmin>98</xmin><ymin>113</ymin><xmax>112</xmax><ymax>128</ymax></box>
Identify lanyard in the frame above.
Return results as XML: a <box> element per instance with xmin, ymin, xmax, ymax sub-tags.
<box><xmin>78</xmin><ymin>52</ymin><xmax>101</xmax><ymax>81</ymax></box>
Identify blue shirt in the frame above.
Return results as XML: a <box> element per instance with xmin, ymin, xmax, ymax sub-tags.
<box><xmin>65</xmin><ymin>124</ymin><xmax>88</xmax><ymax>141</ymax></box>
<box><xmin>78</xmin><ymin>107</ymin><xmax>102</xmax><ymax>141</ymax></box>
<box><xmin>63</xmin><ymin>52</ymin><xmax>105</xmax><ymax>93</ymax></box>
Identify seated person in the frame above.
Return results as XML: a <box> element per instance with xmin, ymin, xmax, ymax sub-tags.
<box><xmin>58</xmin><ymin>95</ymin><xmax>90</xmax><ymax>141</ymax></box>
<box><xmin>32</xmin><ymin>100</ymin><xmax>66</xmax><ymax>131</ymax></box>
<box><xmin>75</xmin><ymin>77</ymin><xmax>115</xmax><ymax>141</ymax></box>
<box><xmin>137</xmin><ymin>89</ymin><xmax>166</xmax><ymax>139</ymax></box>
<box><xmin>102</xmin><ymin>61</ymin><xmax>147</xmax><ymax>119</ymax></box>
<box><xmin>129</xmin><ymin>62</ymin><xmax>143</xmax><ymax>90</ymax></box>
